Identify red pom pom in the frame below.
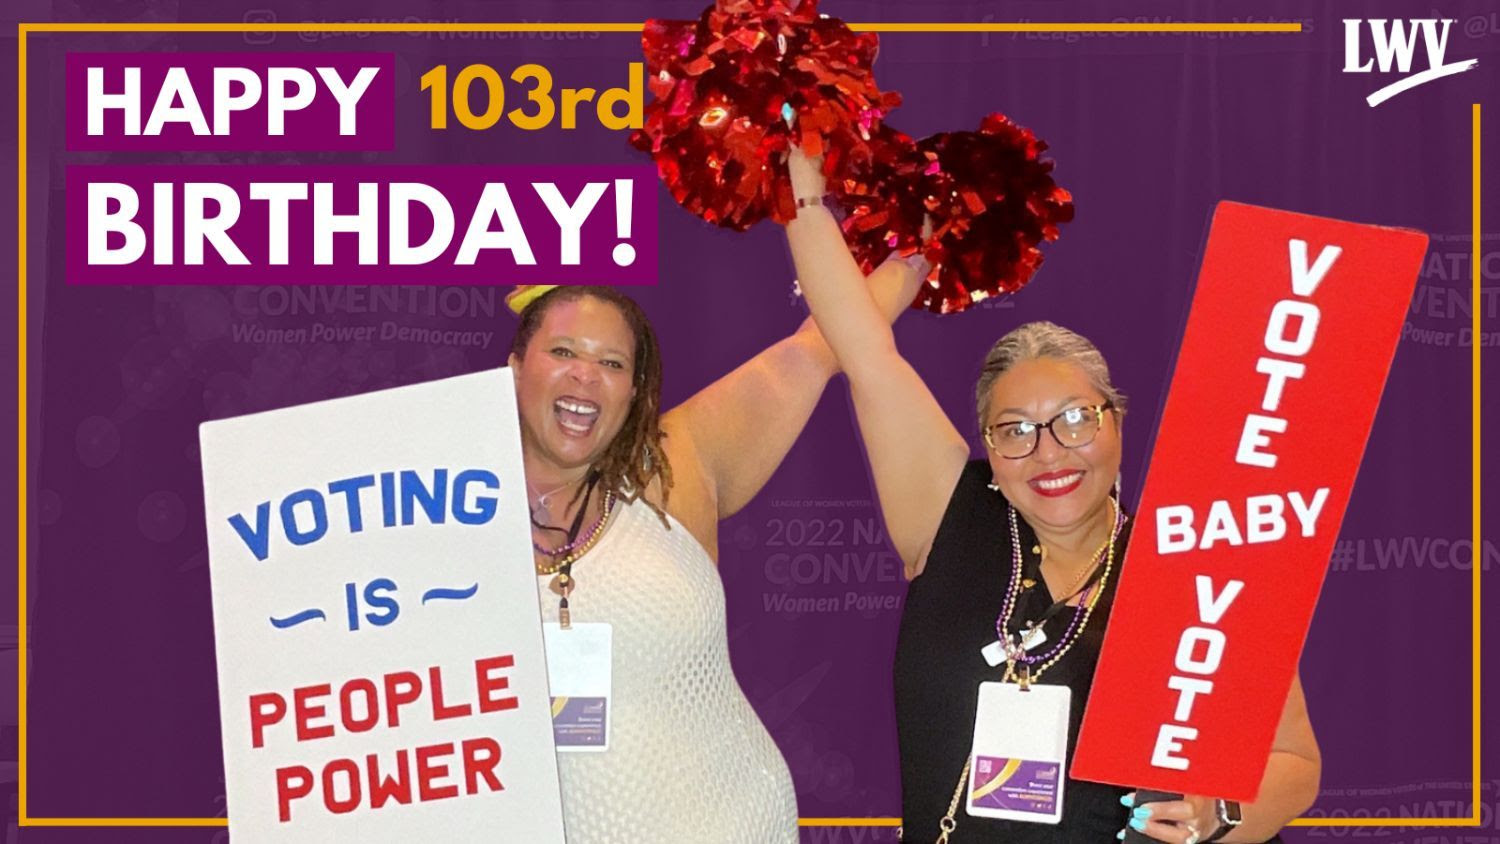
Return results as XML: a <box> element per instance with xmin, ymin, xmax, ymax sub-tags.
<box><xmin>920</xmin><ymin>114</ymin><xmax>1074</xmax><ymax>313</ymax></box>
<box><xmin>631</xmin><ymin>1</ymin><xmax>900</xmax><ymax>230</ymax></box>
<box><xmin>832</xmin><ymin>123</ymin><xmax>934</xmax><ymax>274</ymax></box>
<box><xmin>838</xmin><ymin>113</ymin><xmax>1074</xmax><ymax>314</ymax></box>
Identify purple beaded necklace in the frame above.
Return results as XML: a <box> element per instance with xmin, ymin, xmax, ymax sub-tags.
<box><xmin>532</xmin><ymin>490</ymin><xmax>615</xmax><ymax>557</ymax></box>
<box><xmin>997</xmin><ymin>500</ymin><xmax>1124</xmax><ymax>667</ymax></box>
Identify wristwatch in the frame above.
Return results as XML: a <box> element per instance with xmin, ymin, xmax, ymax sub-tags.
<box><xmin>1202</xmin><ymin>799</ymin><xmax>1242</xmax><ymax>842</ymax></box>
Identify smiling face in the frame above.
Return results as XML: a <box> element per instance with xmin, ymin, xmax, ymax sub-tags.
<box><xmin>508</xmin><ymin>295</ymin><xmax>638</xmax><ymax>479</ymax></box>
<box><xmin>982</xmin><ymin>357</ymin><xmax>1122</xmax><ymax>537</ymax></box>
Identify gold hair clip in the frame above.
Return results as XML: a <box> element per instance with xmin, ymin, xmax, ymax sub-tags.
<box><xmin>505</xmin><ymin>285</ymin><xmax>559</xmax><ymax>315</ymax></box>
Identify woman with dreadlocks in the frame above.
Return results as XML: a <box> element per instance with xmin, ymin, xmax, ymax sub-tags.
<box><xmin>505</xmin><ymin>273</ymin><xmax>921</xmax><ymax>843</ymax></box>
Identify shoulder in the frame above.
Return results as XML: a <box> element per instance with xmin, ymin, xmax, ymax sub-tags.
<box><xmin>954</xmin><ymin>459</ymin><xmax>996</xmax><ymax>493</ymax></box>
<box><xmin>920</xmin><ymin>460</ymin><xmax>1012</xmax><ymax>574</ymax></box>
<box><xmin>942</xmin><ymin>460</ymin><xmax>1007</xmax><ymax>519</ymax></box>
<box><xmin>642</xmin><ymin>431</ymin><xmax>719</xmax><ymax>557</ymax></box>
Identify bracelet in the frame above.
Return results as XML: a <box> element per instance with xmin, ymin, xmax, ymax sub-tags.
<box><xmin>795</xmin><ymin>194</ymin><xmax>829</xmax><ymax>209</ymax></box>
<box><xmin>1201</xmin><ymin>798</ymin><xmax>1240</xmax><ymax>842</ymax></box>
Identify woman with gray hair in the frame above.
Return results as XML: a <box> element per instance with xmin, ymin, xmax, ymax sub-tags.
<box><xmin>783</xmin><ymin>148</ymin><xmax>1319</xmax><ymax>843</ymax></box>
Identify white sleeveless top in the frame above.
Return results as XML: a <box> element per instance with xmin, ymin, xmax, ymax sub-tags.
<box><xmin>536</xmin><ymin>495</ymin><xmax>798</xmax><ymax>843</ymax></box>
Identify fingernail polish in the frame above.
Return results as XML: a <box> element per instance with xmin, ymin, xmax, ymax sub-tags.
<box><xmin>1129</xmin><ymin>817</ymin><xmax>1147</xmax><ymax>832</ymax></box>
<box><xmin>1132</xmin><ymin>806</ymin><xmax>1151</xmax><ymax>820</ymax></box>
<box><xmin>1116</xmin><ymin>831</ymin><xmax>1126</xmax><ymax>840</ymax></box>
<box><xmin>1119</xmin><ymin>794</ymin><xmax>1135</xmax><ymax>807</ymax></box>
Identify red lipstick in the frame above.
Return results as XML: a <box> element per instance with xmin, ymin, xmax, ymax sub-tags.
<box><xmin>1027</xmin><ymin>469</ymin><xmax>1084</xmax><ymax>498</ymax></box>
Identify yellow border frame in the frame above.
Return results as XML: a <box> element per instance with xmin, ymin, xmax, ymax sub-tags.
<box><xmin>13</xmin><ymin>20</ymin><xmax>1482</xmax><ymax>831</ymax></box>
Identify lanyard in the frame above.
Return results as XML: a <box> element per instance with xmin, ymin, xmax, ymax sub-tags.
<box><xmin>996</xmin><ymin>500</ymin><xmax>1124</xmax><ymax>673</ymax></box>
<box><xmin>1001</xmin><ymin>548</ymin><xmax>1109</xmax><ymax>639</ymax></box>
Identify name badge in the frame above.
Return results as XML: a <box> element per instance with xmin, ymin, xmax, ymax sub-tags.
<box><xmin>967</xmin><ymin>681</ymin><xmax>1070</xmax><ymax>824</ymax></box>
<box><xmin>542</xmin><ymin>622</ymin><xmax>611</xmax><ymax>752</ymax></box>
<box><xmin>980</xmin><ymin>626</ymin><xmax>1049</xmax><ymax>667</ymax></box>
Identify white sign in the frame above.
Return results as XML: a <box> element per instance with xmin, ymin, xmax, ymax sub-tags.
<box><xmin>200</xmin><ymin>368</ymin><xmax>565</xmax><ymax>842</ymax></box>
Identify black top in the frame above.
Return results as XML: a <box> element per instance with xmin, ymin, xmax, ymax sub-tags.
<box><xmin>894</xmin><ymin>461</ymin><xmax>1283</xmax><ymax>843</ymax></box>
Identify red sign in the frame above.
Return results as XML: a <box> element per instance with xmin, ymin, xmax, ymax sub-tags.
<box><xmin>1070</xmin><ymin>201</ymin><xmax>1427</xmax><ymax>800</ymax></box>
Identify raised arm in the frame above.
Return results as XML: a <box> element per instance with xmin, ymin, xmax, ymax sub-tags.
<box><xmin>783</xmin><ymin>148</ymin><xmax>970</xmax><ymax>577</ymax></box>
<box><xmin>657</xmin><ymin>246</ymin><xmax>924</xmax><ymax>553</ymax></box>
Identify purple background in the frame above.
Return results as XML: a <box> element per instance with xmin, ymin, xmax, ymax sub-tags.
<box><xmin>64</xmin><ymin>164</ymin><xmax>659</xmax><ymax>284</ymax></box>
<box><xmin>65</xmin><ymin>52</ymin><xmax>396</xmax><ymax>151</ymax></box>
<box><xmin>3</xmin><ymin>1</ymin><xmax>1498</xmax><ymax>842</ymax></box>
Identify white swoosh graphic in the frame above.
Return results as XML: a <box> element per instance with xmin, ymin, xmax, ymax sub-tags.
<box><xmin>1367</xmin><ymin>59</ymin><xmax>1479</xmax><ymax>107</ymax></box>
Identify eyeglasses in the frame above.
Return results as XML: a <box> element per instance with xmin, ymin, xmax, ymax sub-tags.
<box><xmin>983</xmin><ymin>402</ymin><xmax>1115</xmax><ymax>460</ymax></box>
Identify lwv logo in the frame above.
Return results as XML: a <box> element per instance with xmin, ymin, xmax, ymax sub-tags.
<box><xmin>1342</xmin><ymin>19</ymin><xmax>1478</xmax><ymax>107</ymax></box>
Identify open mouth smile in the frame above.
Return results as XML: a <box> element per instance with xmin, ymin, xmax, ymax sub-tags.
<box><xmin>554</xmin><ymin>397</ymin><xmax>600</xmax><ymax>436</ymax></box>
<box><xmin>1028</xmin><ymin>469</ymin><xmax>1084</xmax><ymax>498</ymax></box>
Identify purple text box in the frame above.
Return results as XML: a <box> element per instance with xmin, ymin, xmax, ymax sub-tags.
<box><xmin>66</xmin><ymin>52</ymin><xmax>395</xmax><ymax>151</ymax></box>
<box><xmin>66</xmin><ymin>165</ymin><xmax>658</xmax><ymax>286</ymax></box>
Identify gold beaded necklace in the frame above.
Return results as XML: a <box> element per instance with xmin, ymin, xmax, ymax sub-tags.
<box><xmin>1003</xmin><ymin>519</ymin><xmax>1118</xmax><ymax>684</ymax></box>
<box><xmin>1014</xmin><ymin>511</ymin><xmax>1119</xmax><ymax>652</ymax></box>
<box><xmin>535</xmin><ymin>490</ymin><xmax>616</xmax><ymax>576</ymax></box>
<box><xmin>532</xmin><ymin>481</ymin><xmax>615</xmax><ymax>629</ymax></box>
